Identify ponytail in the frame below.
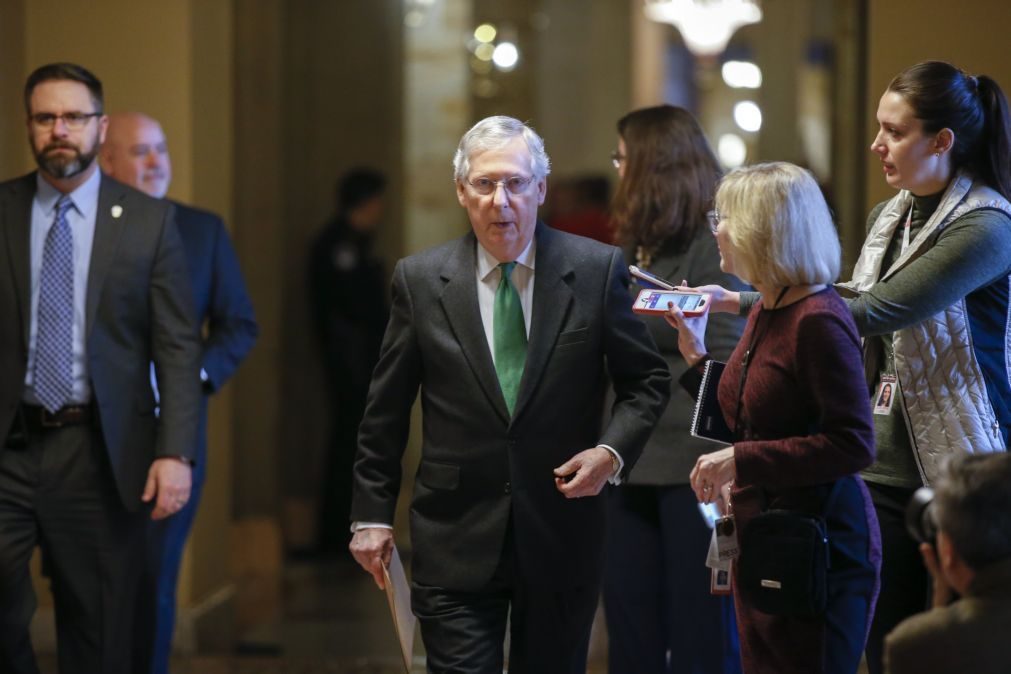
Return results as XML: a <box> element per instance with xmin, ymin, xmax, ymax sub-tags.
<box><xmin>975</xmin><ymin>75</ymin><xmax>1011</xmax><ymax>200</ymax></box>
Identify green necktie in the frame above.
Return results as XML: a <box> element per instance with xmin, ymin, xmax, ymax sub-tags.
<box><xmin>493</xmin><ymin>262</ymin><xmax>527</xmax><ymax>416</ymax></box>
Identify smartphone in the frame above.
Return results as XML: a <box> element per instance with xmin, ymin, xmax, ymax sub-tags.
<box><xmin>633</xmin><ymin>288</ymin><xmax>711</xmax><ymax>317</ymax></box>
<box><xmin>628</xmin><ymin>265</ymin><xmax>675</xmax><ymax>290</ymax></box>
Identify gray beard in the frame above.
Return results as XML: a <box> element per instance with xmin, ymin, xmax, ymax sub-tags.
<box><xmin>36</xmin><ymin>146</ymin><xmax>96</xmax><ymax>179</ymax></box>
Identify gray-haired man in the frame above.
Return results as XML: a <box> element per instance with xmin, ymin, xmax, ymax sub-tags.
<box><xmin>349</xmin><ymin>116</ymin><xmax>669</xmax><ymax>672</ymax></box>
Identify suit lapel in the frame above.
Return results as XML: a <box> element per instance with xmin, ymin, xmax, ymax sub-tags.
<box><xmin>438</xmin><ymin>233</ymin><xmax>511</xmax><ymax>424</ymax></box>
<box><xmin>86</xmin><ymin>177</ymin><xmax>127</xmax><ymax>338</ymax></box>
<box><xmin>1</xmin><ymin>175</ymin><xmax>36</xmax><ymax>347</ymax></box>
<box><xmin>512</xmin><ymin>223</ymin><xmax>574</xmax><ymax>421</ymax></box>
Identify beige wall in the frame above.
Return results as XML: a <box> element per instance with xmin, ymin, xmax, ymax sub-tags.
<box><xmin>864</xmin><ymin>0</ymin><xmax>1011</xmax><ymax>211</ymax></box>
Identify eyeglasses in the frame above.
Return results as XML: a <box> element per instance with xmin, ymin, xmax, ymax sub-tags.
<box><xmin>706</xmin><ymin>210</ymin><xmax>722</xmax><ymax>235</ymax></box>
<box><xmin>29</xmin><ymin>112</ymin><xmax>102</xmax><ymax>130</ymax></box>
<box><xmin>466</xmin><ymin>175</ymin><xmax>535</xmax><ymax>196</ymax></box>
<box><xmin>610</xmin><ymin>150</ymin><xmax>625</xmax><ymax>170</ymax></box>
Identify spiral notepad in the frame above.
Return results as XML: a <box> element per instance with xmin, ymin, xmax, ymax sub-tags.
<box><xmin>690</xmin><ymin>360</ymin><xmax>734</xmax><ymax>444</ymax></box>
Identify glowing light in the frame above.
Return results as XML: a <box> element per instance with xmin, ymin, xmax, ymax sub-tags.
<box><xmin>722</xmin><ymin>60</ymin><xmax>762</xmax><ymax>88</ymax></box>
<box><xmin>492</xmin><ymin>42</ymin><xmax>519</xmax><ymax>71</ymax></box>
<box><xmin>718</xmin><ymin>134</ymin><xmax>747</xmax><ymax>167</ymax></box>
<box><xmin>733</xmin><ymin>101</ymin><xmax>762</xmax><ymax>132</ymax></box>
<box><xmin>644</xmin><ymin>0</ymin><xmax>762</xmax><ymax>56</ymax></box>
<box><xmin>475</xmin><ymin>43</ymin><xmax>495</xmax><ymax>61</ymax></box>
<box><xmin>474</xmin><ymin>23</ymin><xmax>497</xmax><ymax>43</ymax></box>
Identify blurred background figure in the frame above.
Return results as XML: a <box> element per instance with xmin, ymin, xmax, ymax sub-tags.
<box><xmin>547</xmin><ymin>174</ymin><xmax>614</xmax><ymax>244</ymax></box>
<box><xmin>602</xmin><ymin>104</ymin><xmax>745</xmax><ymax>674</ymax></box>
<box><xmin>308</xmin><ymin>168</ymin><xmax>389</xmax><ymax>557</ymax></box>
<box><xmin>100</xmin><ymin>111</ymin><xmax>259</xmax><ymax>674</ymax></box>
<box><xmin>885</xmin><ymin>453</ymin><xmax>1011</xmax><ymax>674</ymax></box>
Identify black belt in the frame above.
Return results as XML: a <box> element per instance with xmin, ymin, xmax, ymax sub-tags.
<box><xmin>20</xmin><ymin>403</ymin><xmax>94</xmax><ymax>432</ymax></box>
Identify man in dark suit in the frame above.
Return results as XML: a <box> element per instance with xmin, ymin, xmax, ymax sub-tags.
<box><xmin>99</xmin><ymin>111</ymin><xmax>258</xmax><ymax>674</ymax></box>
<box><xmin>0</xmin><ymin>64</ymin><xmax>201</xmax><ymax>674</ymax></box>
<box><xmin>349</xmin><ymin>116</ymin><xmax>670</xmax><ymax>673</ymax></box>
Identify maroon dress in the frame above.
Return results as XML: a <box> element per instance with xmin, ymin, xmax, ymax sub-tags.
<box><xmin>719</xmin><ymin>288</ymin><xmax>881</xmax><ymax>674</ymax></box>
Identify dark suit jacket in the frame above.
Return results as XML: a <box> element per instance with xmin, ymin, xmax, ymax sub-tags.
<box><xmin>171</xmin><ymin>201</ymin><xmax>257</xmax><ymax>465</ymax></box>
<box><xmin>351</xmin><ymin>223</ymin><xmax>670</xmax><ymax>591</ymax></box>
<box><xmin>0</xmin><ymin>172</ymin><xmax>202</xmax><ymax>510</ymax></box>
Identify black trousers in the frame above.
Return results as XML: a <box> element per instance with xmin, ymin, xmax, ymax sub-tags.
<box><xmin>603</xmin><ymin>484</ymin><xmax>741</xmax><ymax>674</ymax></box>
<box><xmin>411</xmin><ymin>526</ymin><xmax>599</xmax><ymax>674</ymax></box>
<box><xmin>864</xmin><ymin>482</ymin><xmax>929</xmax><ymax>674</ymax></box>
<box><xmin>0</xmin><ymin>423</ymin><xmax>147</xmax><ymax>674</ymax></box>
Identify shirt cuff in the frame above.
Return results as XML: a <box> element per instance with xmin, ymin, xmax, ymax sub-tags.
<box><xmin>598</xmin><ymin>444</ymin><xmax>624</xmax><ymax>485</ymax></box>
<box><xmin>350</xmin><ymin>521</ymin><xmax>394</xmax><ymax>533</ymax></box>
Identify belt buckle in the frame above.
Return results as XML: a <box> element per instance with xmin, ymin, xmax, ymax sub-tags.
<box><xmin>39</xmin><ymin>407</ymin><xmax>64</xmax><ymax>429</ymax></box>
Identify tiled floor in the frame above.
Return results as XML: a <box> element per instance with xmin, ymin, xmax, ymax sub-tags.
<box><xmin>37</xmin><ymin>556</ymin><xmax>606</xmax><ymax>673</ymax></box>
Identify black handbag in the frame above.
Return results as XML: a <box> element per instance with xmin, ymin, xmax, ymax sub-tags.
<box><xmin>736</xmin><ymin>484</ymin><xmax>839</xmax><ymax>617</ymax></box>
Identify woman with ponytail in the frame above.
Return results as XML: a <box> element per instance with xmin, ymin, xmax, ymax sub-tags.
<box><xmin>675</xmin><ymin>61</ymin><xmax>1011</xmax><ymax>674</ymax></box>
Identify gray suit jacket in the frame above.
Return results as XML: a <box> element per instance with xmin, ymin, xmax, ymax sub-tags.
<box><xmin>0</xmin><ymin>172</ymin><xmax>201</xmax><ymax>511</ymax></box>
<box><xmin>351</xmin><ymin>223</ymin><xmax>670</xmax><ymax>591</ymax></box>
<box><xmin>621</xmin><ymin>232</ymin><xmax>748</xmax><ymax>484</ymax></box>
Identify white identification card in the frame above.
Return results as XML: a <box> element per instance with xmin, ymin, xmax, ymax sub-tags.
<box><xmin>714</xmin><ymin>515</ymin><xmax>739</xmax><ymax>561</ymax></box>
<box><xmin>874</xmin><ymin>374</ymin><xmax>897</xmax><ymax>415</ymax></box>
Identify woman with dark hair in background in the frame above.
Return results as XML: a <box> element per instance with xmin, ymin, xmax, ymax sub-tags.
<box><xmin>602</xmin><ymin>104</ymin><xmax>746</xmax><ymax>674</ymax></box>
<box><xmin>689</xmin><ymin>61</ymin><xmax>1011</xmax><ymax>674</ymax></box>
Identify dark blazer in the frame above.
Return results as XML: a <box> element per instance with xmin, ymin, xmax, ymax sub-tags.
<box><xmin>621</xmin><ymin>232</ymin><xmax>748</xmax><ymax>484</ymax></box>
<box><xmin>0</xmin><ymin>172</ymin><xmax>202</xmax><ymax>510</ymax></box>
<box><xmin>171</xmin><ymin>201</ymin><xmax>257</xmax><ymax>462</ymax></box>
<box><xmin>351</xmin><ymin>223</ymin><xmax>670</xmax><ymax>591</ymax></box>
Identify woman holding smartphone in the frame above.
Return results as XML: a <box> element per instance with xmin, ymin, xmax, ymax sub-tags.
<box><xmin>667</xmin><ymin>162</ymin><xmax>880</xmax><ymax>674</ymax></box>
<box><xmin>690</xmin><ymin>62</ymin><xmax>1011</xmax><ymax>674</ymax></box>
<box><xmin>602</xmin><ymin>104</ymin><xmax>746</xmax><ymax>674</ymax></box>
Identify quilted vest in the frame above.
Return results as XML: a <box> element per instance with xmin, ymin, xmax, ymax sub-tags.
<box><xmin>838</xmin><ymin>171</ymin><xmax>1011</xmax><ymax>484</ymax></box>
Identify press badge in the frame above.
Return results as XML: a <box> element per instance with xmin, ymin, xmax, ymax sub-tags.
<box><xmin>714</xmin><ymin>515</ymin><xmax>739</xmax><ymax>560</ymax></box>
<box><xmin>874</xmin><ymin>374</ymin><xmax>897</xmax><ymax>415</ymax></box>
<box><xmin>710</xmin><ymin>563</ymin><xmax>732</xmax><ymax>595</ymax></box>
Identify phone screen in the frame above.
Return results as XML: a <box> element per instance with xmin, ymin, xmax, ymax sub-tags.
<box><xmin>639</xmin><ymin>291</ymin><xmax>705</xmax><ymax>312</ymax></box>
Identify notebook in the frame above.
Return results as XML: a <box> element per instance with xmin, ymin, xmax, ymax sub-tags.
<box><xmin>689</xmin><ymin>360</ymin><xmax>734</xmax><ymax>445</ymax></box>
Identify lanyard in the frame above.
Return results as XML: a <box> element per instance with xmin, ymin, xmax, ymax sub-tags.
<box><xmin>733</xmin><ymin>286</ymin><xmax>791</xmax><ymax>439</ymax></box>
<box><xmin>902</xmin><ymin>206</ymin><xmax>913</xmax><ymax>252</ymax></box>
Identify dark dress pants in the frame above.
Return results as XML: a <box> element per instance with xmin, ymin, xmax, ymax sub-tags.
<box><xmin>411</xmin><ymin>525</ymin><xmax>599</xmax><ymax>674</ymax></box>
<box><xmin>132</xmin><ymin>451</ymin><xmax>207</xmax><ymax>674</ymax></box>
<box><xmin>0</xmin><ymin>423</ymin><xmax>147</xmax><ymax>674</ymax></box>
<box><xmin>864</xmin><ymin>482</ymin><xmax>928</xmax><ymax>674</ymax></box>
<box><xmin>603</xmin><ymin>484</ymin><xmax>741</xmax><ymax>674</ymax></box>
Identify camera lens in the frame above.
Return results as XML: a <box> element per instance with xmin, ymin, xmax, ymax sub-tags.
<box><xmin>905</xmin><ymin>486</ymin><xmax>937</xmax><ymax>544</ymax></box>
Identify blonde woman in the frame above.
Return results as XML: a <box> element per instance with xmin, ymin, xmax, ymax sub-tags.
<box><xmin>667</xmin><ymin>163</ymin><xmax>880</xmax><ymax>674</ymax></box>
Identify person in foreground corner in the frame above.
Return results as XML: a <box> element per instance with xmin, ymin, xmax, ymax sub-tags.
<box><xmin>666</xmin><ymin>162</ymin><xmax>880</xmax><ymax>674</ymax></box>
<box><xmin>348</xmin><ymin>115</ymin><xmax>670</xmax><ymax>674</ymax></box>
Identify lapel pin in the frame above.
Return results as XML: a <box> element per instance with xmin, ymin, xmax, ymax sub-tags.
<box><xmin>111</xmin><ymin>205</ymin><xmax>123</xmax><ymax>219</ymax></box>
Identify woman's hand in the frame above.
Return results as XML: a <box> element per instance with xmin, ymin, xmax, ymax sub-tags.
<box><xmin>690</xmin><ymin>447</ymin><xmax>736</xmax><ymax>504</ymax></box>
<box><xmin>664</xmin><ymin>304</ymin><xmax>710</xmax><ymax>367</ymax></box>
<box><xmin>677</xmin><ymin>283</ymin><xmax>740</xmax><ymax>315</ymax></box>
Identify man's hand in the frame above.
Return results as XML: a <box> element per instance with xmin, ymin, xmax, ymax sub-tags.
<box><xmin>920</xmin><ymin>542</ymin><xmax>954</xmax><ymax>608</ymax></box>
<box><xmin>554</xmin><ymin>447</ymin><xmax>615</xmax><ymax>499</ymax></box>
<box><xmin>142</xmin><ymin>457</ymin><xmax>192</xmax><ymax>520</ymax></box>
<box><xmin>350</xmin><ymin>527</ymin><xmax>395</xmax><ymax>589</ymax></box>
